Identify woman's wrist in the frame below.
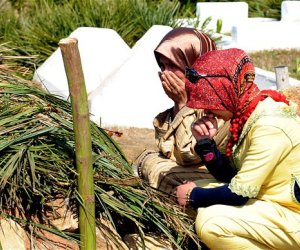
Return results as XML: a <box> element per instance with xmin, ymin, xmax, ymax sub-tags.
<box><xmin>185</xmin><ymin>187</ymin><xmax>194</xmax><ymax>206</ymax></box>
<box><xmin>194</xmin><ymin>138</ymin><xmax>217</xmax><ymax>162</ymax></box>
<box><xmin>195</xmin><ymin>138</ymin><xmax>216</xmax><ymax>150</ymax></box>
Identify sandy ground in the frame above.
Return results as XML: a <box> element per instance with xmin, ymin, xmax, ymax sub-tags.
<box><xmin>107</xmin><ymin>126</ymin><xmax>157</xmax><ymax>164</ymax></box>
<box><xmin>107</xmin><ymin>86</ymin><xmax>300</xmax><ymax>165</ymax></box>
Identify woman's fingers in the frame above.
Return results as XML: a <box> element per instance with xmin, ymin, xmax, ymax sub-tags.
<box><xmin>192</xmin><ymin>116</ymin><xmax>218</xmax><ymax>139</ymax></box>
<box><xmin>160</xmin><ymin>71</ymin><xmax>187</xmax><ymax>103</ymax></box>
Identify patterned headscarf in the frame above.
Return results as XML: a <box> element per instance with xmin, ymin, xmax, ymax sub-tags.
<box><xmin>154</xmin><ymin>27</ymin><xmax>216</xmax><ymax>71</ymax></box>
<box><xmin>186</xmin><ymin>48</ymin><xmax>289</xmax><ymax>155</ymax></box>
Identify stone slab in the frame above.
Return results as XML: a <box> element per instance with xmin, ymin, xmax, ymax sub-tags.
<box><xmin>196</xmin><ymin>2</ymin><xmax>248</xmax><ymax>33</ymax></box>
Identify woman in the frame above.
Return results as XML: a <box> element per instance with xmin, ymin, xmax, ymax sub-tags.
<box><xmin>176</xmin><ymin>48</ymin><xmax>300</xmax><ymax>249</ymax></box>
<box><xmin>136</xmin><ymin>27</ymin><xmax>230</xmax><ymax>194</ymax></box>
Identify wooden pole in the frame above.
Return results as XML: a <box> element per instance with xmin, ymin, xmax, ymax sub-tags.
<box><xmin>275</xmin><ymin>65</ymin><xmax>290</xmax><ymax>90</ymax></box>
<box><xmin>58</xmin><ymin>38</ymin><xmax>96</xmax><ymax>250</ymax></box>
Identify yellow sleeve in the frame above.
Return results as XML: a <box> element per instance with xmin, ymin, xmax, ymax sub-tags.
<box><xmin>229</xmin><ymin>125</ymin><xmax>292</xmax><ymax>198</ymax></box>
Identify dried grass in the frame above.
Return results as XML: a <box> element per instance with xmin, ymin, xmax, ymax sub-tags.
<box><xmin>250</xmin><ymin>49</ymin><xmax>300</xmax><ymax>80</ymax></box>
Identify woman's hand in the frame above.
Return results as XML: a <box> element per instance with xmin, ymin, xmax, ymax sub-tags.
<box><xmin>176</xmin><ymin>181</ymin><xmax>197</xmax><ymax>206</ymax></box>
<box><xmin>191</xmin><ymin>113</ymin><xmax>218</xmax><ymax>141</ymax></box>
<box><xmin>159</xmin><ymin>70</ymin><xmax>187</xmax><ymax>110</ymax></box>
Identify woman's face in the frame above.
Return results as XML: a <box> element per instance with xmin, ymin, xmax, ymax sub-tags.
<box><xmin>159</xmin><ymin>56</ymin><xmax>185</xmax><ymax>82</ymax></box>
<box><xmin>204</xmin><ymin>109</ymin><xmax>233</xmax><ymax>121</ymax></box>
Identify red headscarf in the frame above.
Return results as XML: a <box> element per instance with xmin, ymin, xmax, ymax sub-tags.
<box><xmin>186</xmin><ymin>48</ymin><xmax>289</xmax><ymax>156</ymax></box>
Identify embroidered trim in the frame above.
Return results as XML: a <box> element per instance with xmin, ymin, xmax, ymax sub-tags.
<box><xmin>274</xmin><ymin>101</ymin><xmax>298</xmax><ymax>117</ymax></box>
<box><xmin>233</xmin><ymin>56</ymin><xmax>253</xmax><ymax>94</ymax></box>
<box><xmin>232</xmin><ymin>111</ymin><xmax>260</xmax><ymax>162</ymax></box>
<box><xmin>229</xmin><ymin>177</ymin><xmax>259</xmax><ymax>198</ymax></box>
<box><xmin>232</xmin><ymin>100</ymin><xmax>298</xmax><ymax>160</ymax></box>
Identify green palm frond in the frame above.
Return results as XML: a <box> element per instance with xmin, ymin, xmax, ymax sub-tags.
<box><xmin>0</xmin><ymin>69</ymin><xmax>199</xmax><ymax>249</ymax></box>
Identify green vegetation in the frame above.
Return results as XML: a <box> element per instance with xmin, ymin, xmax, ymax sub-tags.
<box><xmin>0</xmin><ymin>0</ymin><xmax>184</xmax><ymax>68</ymax></box>
<box><xmin>247</xmin><ymin>0</ymin><xmax>282</xmax><ymax>19</ymax></box>
<box><xmin>1</xmin><ymin>0</ymin><xmax>298</xmax><ymax>78</ymax></box>
<box><xmin>0</xmin><ymin>0</ymin><xmax>299</xmax><ymax>248</ymax></box>
<box><xmin>0</xmin><ymin>0</ymin><xmax>221</xmax><ymax>71</ymax></box>
<box><xmin>1</xmin><ymin>0</ymin><xmax>299</xmax><ymax>80</ymax></box>
<box><xmin>249</xmin><ymin>49</ymin><xmax>300</xmax><ymax>80</ymax></box>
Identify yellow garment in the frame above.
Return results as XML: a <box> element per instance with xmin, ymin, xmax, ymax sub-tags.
<box><xmin>196</xmin><ymin>200</ymin><xmax>300</xmax><ymax>250</ymax></box>
<box><xmin>195</xmin><ymin>98</ymin><xmax>300</xmax><ymax>249</ymax></box>
<box><xmin>230</xmin><ymin>98</ymin><xmax>300</xmax><ymax>212</ymax></box>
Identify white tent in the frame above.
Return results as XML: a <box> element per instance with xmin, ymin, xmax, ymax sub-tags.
<box><xmin>33</xmin><ymin>27</ymin><xmax>131</xmax><ymax>99</ymax></box>
<box><xmin>88</xmin><ymin>25</ymin><xmax>173</xmax><ymax>128</ymax></box>
<box><xmin>33</xmin><ymin>25</ymin><xmax>173</xmax><ymax>128</ymax></box>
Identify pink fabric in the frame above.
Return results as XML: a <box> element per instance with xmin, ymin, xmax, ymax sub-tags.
<box><xmin>203</xmin><ymin>152</ymin><xmax>215</xmax><ymax>162</ymax></box>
